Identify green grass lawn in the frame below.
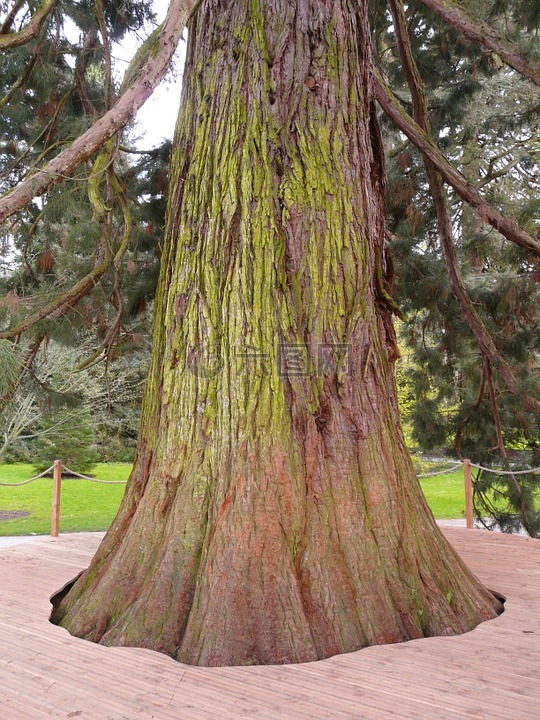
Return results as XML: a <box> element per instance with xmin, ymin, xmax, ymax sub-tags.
<box><xmin>419</xmin><ymin>470</ymin><xmax>466</xmax><ymax>519</ymax></box>
<box><xmin>0</xmin><ymin>463</ymin><xmax>468</xmax><ymax>536</ymax></box>
<box><xmin>0</xmin><ymin>463</ymin><xmax>131</xmax><ymax>535</ymax></box>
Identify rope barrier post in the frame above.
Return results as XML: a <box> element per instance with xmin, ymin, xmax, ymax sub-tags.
<box><xmin>463</xmin><ymin>458</ymin><xmax>474</xmax><ymax>529</ymax></box>
<box><xmin>51</xmin><ymin>460</ymin><xmax>62</xmax><ymax>538</ymax></box>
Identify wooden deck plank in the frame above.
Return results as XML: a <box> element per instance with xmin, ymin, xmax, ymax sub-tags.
<box><xmin>0</xmin><ymin>528</ymin><xmax>538</xmax><ymax>719</ymax></box>
<box><xmin>284</xmin><ymin>651</ymin><xmax>539</xmax><ymax>715</ymax></box>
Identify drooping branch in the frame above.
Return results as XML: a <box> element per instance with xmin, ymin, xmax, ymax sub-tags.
<box><xmin>0</xmin><ymin>247</ymin><xmax>113</xmax><ymax>341</ymax></box>
<box><xmin>483</xmin><ymin>357</ymin><xmax>535</xmax><ymax>537</ymax></box>
<box><xmin>95</xmin><ymin>0</ymin><xmax>113</xmax><ymax>110</ymax></box>
<box><xmin>0</xmin><ymin>334</ymin><xmax>45</xmax><ymax>411</ymax></box>
<box><xmin>73</xmin><ymin>28</ymin><xmax>100</xmax><ymax>118</ymax></box>
<box><xmin>373</xmin><ymin>71</ymin><xmax>540</xmax><ymax>257</ymax></box>
<box><xmin>78</xmin><ymin>282</ymin><xmax>125</xmax><ymax>371</ymax></box>
<box><xmin>387</xmin><ymin>0</ymin><xmax>428</xmax><ymax>126</ymax></box>
<box><xmin>0</xmin><ymin>0</ymin><xmax>57</xmax><ymax>50</ymax></box>
<box><xmin>436</xmin><ymin>209</ymin><xmax>540</xmax><ymax>415</ymax></box>
<box><xmin>416</xmin><ymin>0</ymin><xmax>540</xmax><ymax>87</ymax></box>
<box><xmin>386</xmin><ymin>0</ymin><xmax>540</xmax><ymax>417</ymax></box>
<box><xmin>453</xmin><ymin>362</ymin><xmax>485</xmax><ymax>459</ymax></box>
<box><xmin>0</xmin><ymin>0</ymin><xmax>198</xmax><ymax>224</ymax></box>
<box><xmin>77</xmin><ymin>164</ymin><xmax>132</xmax><ymax>370</ymax></box>
<box><xmin>0</xmin><ymin>148</ymin><xmax>133</xmax><ymax>342</ymax></box>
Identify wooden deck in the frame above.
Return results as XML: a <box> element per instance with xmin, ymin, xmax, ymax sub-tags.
<box><xmin>0</xmin><ymin>528</ymin><xmax>538</xmax><ymax>719</ymax></box>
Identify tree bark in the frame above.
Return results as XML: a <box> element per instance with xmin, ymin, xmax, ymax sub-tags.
<box><xmin>0</xmin><ymin>0</ymin><xmax>57</xmax><ymax>51</ymax></box>
<box><xmin>51</xmin><ymin>0</ymin><xmax>502</xmax><ymax>667</ymax></box>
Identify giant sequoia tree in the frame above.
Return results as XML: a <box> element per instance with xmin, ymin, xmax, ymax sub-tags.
<box><xmin>47</xmin><ymin>0</ymin><xmax>509</xmax><ymax>666</ymax></box>
<box><xmin>4</xmin><ymin>0</ymin><xmax>539</xmax><ymax>666</ymax></box>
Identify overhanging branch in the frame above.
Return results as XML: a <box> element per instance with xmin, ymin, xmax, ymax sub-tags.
<box><xmin>373</xmin><ymin>71</ymin><xmax>540</xmax><ymax>257</ymax></box>
<box><xmin>0</xmin><ymin>0</ymin><xmax>57</xmax><ymax>51</ymax></box>
<box><xmin>0</xmin><ymin>249</ymin><xmax>113</xmax><ymax>340</ymax></box>
<box><xmin>0</xmin><ymin>0</ymin><xmax>198</xmax><ymax>224</ymax></box>
<box><xmin>386</xmin><ymin>0</ymin><xmax>540</xmax><ymax>415</ymax></box>
<box><xmin>416</xmin><ymin>0</ymin><xmax>540</xmax><ymax>87</ymax></box>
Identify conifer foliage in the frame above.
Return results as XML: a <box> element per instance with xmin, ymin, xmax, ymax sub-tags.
<box><xmin>372</xmin><ymin>0</ymin><xmax>539</xmax><ymax>535</ymax></box>
<box><xmin>0</xmin><ymin>0</ymin><xmax>165</xmax><ymax>463</ymax></box>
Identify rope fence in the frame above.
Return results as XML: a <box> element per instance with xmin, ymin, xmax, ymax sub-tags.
<box><xmin>469</xmin><ymin>462</ymin><xmax>540</xmax><ymax>475</ymax></box>
<box><xmin>417</xmin><ymin>459</ymin><xmax>540</xmax><ymax>477</ymax></box>
<box><xmin>415</xmin><ymin>458</ymin><xmax>540</xmax><ymax>529</ymax></box>
<box><xmin>417</xmin><ymin>463</ymin><xmax>463</xmax><ymax>478</ymax></box>
<box><xmin>0</xmin><ymin>460</ymin><xmax>127</xmax><ymax>537</ymax></box>
<box><xmin>0</xmin><ymin>465</ymin><xmax>55</xmax><ymax>487</ymax></box>
<box><xmin>2</xmin><ymin>457</ymin><xmax>540</xmax><ymax>536</ymax></box>
<box><xmin>61</xmin><ymin>464</ymin><xmax>127</xmax><ymax>485</ymax></box>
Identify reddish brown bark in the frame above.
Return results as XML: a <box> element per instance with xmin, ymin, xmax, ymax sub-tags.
<box><xmin>51</xmin><ymin>0</ymin><xmax>502</xmax><ymax>667</ymax></box>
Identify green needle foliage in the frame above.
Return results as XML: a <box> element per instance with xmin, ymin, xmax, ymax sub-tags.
<box><xmin>373</xmin><ymin>0</ymin><xmax>540</xmax><ymax>535</ymax></box>
<box><xmin>0</xmin><ymin>0</ymin><xmax>165</xmax><ymax>464</ymax></box>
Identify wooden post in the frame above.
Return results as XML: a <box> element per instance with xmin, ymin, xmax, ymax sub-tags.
<box><xmin>51</xmin><ymin>460</ymin><xmax>62</xmax><ymax>538</ymax></box>
<box><xmin>463</xmin><ymin>458</ymin><xmax>474</xmax><ymax>530</ymax></box>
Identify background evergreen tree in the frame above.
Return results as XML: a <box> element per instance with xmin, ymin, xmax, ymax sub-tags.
<box><xmin>32</xmin><ymin>408</ymin><xmax>99</xmax><ymax>473</ymax></box>
<box><xmin>372</xmin><ymin>0</ymin><xmax>540</xmax><ymax>535</ymax></box>
<box><xmin>0</xmin><ymin>0</ymin><xmax>165</xmax><ymax>463</ymax></box>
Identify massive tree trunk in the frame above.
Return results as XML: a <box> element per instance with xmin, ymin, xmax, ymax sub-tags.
<box><xmin>51</xmin><ymin>0</ymin><xmax>502</xmax><ymax>666</ymax></box>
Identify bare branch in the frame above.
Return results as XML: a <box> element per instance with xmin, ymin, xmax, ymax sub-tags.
<box><xmin>416</xmin><ymin>0</ymin><xmax>540</xmax><ymax>87</ymax></box>
<box><xmin>0</xmin><ymin>0</ymin><xmax>198</xmax><ymax>224</ymax></box>
<box><xmin>373</xmin><ymin>71</ymin><xmax>540</xmax><ymax>257</ymax></box>
<box><xmin>0</xmin><ymin>0</ymin><xmax>57</xmax><ymax>51</ymax></box>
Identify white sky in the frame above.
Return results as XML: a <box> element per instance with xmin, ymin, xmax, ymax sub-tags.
<box><xmin>114</xmin><ymin>0</ymin><xmax>187</xmax><ymax>149</ymax></box>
